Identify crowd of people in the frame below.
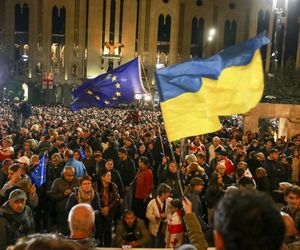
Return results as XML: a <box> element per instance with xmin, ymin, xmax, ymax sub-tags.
<box><xmin>0</xmin><ymin>101</ymin><xmax>300</xmax><ymax>250</ymax></box>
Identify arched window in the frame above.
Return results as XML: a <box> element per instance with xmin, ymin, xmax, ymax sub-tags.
<box><xmin>51</xmin><ymin>6</ymin><xmax>66</xmax><ymax>74</ymax></box>
<box><xmin>223</xmin><ymin>20</ymin><xmax>236</xmax><ymax>48</ymax></box>
<box><xmin>257</xmin><ymin>10</ymin><xmax>270</xmax><ymax>64</ymax></box>
<box><xmin>15</xmin><ymin>4</ymin><xmax>29</xmax><ymax>74</ymax></box>
<box><xmin>157</xmin><ymin>14</ymin><xmax>171</xmax><ymax>55</ymax></box>
<box><xmin>190</xmin><ymin>17</ymin><xmax>205</xmax><ymax>57</ymax></box>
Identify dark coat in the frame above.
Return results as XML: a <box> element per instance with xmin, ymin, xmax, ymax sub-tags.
<box><xmin>94</xmin><ymin>181</ymin><xmax>120</xmax><ymax>218</ymax></box>
<box><xmin>0</xmin><ymin>202</ymin><xmax>35</xmax><ymax>250</ymax></box>
<box><xmin>47</xmin><ymin>177</ymin><xmax>79</xmax><ymax>213</ymax></box>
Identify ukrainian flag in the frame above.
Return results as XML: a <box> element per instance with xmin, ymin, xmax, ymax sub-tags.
<box><xmin>156</xmin><ymin>34</ymin><xmax>270</xmax><ymax>141</ymax></box>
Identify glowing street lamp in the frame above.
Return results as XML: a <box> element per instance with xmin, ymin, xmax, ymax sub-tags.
<box><xmin>144</xmin><ymin>95</ymin><xmax>152</xmax><ymax>101</ymax></box>
<box><xmin>135</xmin><ymin>94</ymin><xmax>142</xmax><ymax>100</ymax></box>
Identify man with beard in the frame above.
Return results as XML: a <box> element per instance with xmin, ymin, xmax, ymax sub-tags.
<box><xmin>115</xmin><ymin>210</ymin><xmax>150</xmax><ymax>248</ymax></box>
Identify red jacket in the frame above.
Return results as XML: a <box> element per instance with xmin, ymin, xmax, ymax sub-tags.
<box><xmin>135</xmin><ymin>168</ymin><xmax>153</xmax><ymax>199</ymax></box>
<box><xmin>224</xmin><ymin>157</ymin><xmax>235</xmax><ymax>176</ymax></box>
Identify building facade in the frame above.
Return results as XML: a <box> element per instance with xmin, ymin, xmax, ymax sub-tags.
<box><xmin>0</xmin><ymin>0</ymin><xmax>274</xmax><ymax>105</ymax></box>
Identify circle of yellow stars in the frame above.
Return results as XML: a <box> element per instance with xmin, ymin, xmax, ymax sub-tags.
<box><xmin>85</xmin><ymin>74</ymin><xmax>123</xmax><ymax>106</ymax></box>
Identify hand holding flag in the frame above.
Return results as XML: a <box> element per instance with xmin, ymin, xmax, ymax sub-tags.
<box><xmin>30</xmin><ymin>154</ymin><xmax>46</xmax><ymax>187</ymax></box>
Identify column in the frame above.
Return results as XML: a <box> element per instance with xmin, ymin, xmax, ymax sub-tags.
<box><xmin>86</xmin><ymin>0</ymin><xmax>103</xmax><ymax>78</ymax></box>
<box><xmin>4</xmin><ymin>0</ymin><xmax>15</xmax><ymax>61</ymax></box>
<box><xmin>121</xmin><ymin>0</ymin><xmax>137</xmax><ymax>63</ymax></box>
<box><xmin>42</xmin><ymin>1</ymin><xmax>52</xmax><ymax>72</ymax></box>
<box><xmin>168</xmin><ymin>0</ymin><xmax>180</xmax><ymax>65</ymax></box>
<box><xmin>296</xmin><ymin>17</ymin><xmax>300</xmax><ymax>70</ymax></box>
<box><xmin>64</xmin><ymin>0</ymin><xmax>75</xmax><ymax>81</ymax></box>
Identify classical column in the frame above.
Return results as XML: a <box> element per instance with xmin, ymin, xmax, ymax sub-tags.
<box><xmin>64</xmin><ymin>0</ymin><xmax>75</xmax><ymax>81</ymax></box>
<box><xmin>4</xmin><ymin>0</ymin><xmax>15</xmax><ymax>62</ymax></box>
<box><xmin>42</xmin><ymin>1</ymin><xmax>52</xmax><ymax>72</ymax></box>
<box><xmin>168</xmin><ymin>0</ymin><xmax>180</xmax><ymax>65</ymax></box>
<box><xmin>296</xmin><ymin>17</ymin><xmax>300</xmax><ymax>70</ymax></box>
<box><xmin>86</xmin><ymin>0</ymin><xmax>103</xmax><ymax>78</ymax></box>
<box><xmin>121</xmin><ymin>0</ymin><xmax>138</xmax><ymax>63</ymax></box>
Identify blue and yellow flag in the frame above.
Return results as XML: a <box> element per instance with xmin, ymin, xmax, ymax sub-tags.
<box><xmin>71</xmin><ymin>58</ymin><xmax>147</xmax><ymax>111</ymax></box>
<box><xmin>30</xmin><ymin>154</ymin><xmax>46</xmax><ymax>187</ymax></box>
<box><xmin>156</xmin><ymin>34</ymin><xmax>270</xmax><ymax>141</ymax></box>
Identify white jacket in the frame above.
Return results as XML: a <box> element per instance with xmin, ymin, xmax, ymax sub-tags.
<box><xmin>146</xmin><ymin>197</ymin><xmax>172</xmax><ymax>236</ymax></box>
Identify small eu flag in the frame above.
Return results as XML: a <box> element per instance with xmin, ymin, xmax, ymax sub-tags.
<box><xmin>30</xmin><ymin>154</ymin><xmax>46</xmax><ymax>187</ymax></box>
<box><xmin>71</xmin><ymin>57</ymin><xmax>147</xmax><ymax>111</ymax></box>
<box><xmin>80</xmin><ymin>148</ymin><xmax>86</xmax><ymax>159</ymax></box>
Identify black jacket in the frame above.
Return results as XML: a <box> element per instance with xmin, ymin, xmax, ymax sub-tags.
<box><xmin>0</xmin><ymin>202</ymin><xmax>35</xmax><ymax>250</ymax></box>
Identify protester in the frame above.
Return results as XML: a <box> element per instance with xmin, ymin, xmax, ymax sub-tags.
<box><xmin>47</xmin><ymin>166</ymin><xmax>79</xmax><ymax>234</ymax></box>
<box><xmin>68</xmin><ymin>203</ymin><xmax>98</xmax><ymax>248</ymax></box>
<box><xmin>146</xmin><ymin>183</ymin><xmax>172</xmax><ymax>248</ymax></box>
<box><xmin>214</xmin><ymin>191</ymin><xmax>285</xmax><ymax>250</ymax></box>
<box><xmin>0</xmin><ymin>189</ymin><xmax>35</xmax><ymax>249</ymax></box>
<box><xmin>115</xmin><ymin>210</ymin><xmax>150</xmax><ymax>248</ymax></box>
<box><xmin>94</xmin><ymin>169</ymin><xmax>120</xmax><ymax>247</ymax></box>
<box><xmin>0</xmin><ymin>102</ymin><xmax>299</xmax><ymax>249</ymax></box>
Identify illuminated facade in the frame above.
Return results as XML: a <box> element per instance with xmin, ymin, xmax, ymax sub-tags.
<box><xmin>0</xmin><ymin>0</ymin><xmax>274</xmax><ymax>104</ymax></box>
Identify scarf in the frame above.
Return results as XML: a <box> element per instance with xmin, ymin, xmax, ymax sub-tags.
<box><xmin>77</xmin><ymin>186</ymin><xmax>95</xmax><ymax>204</ymax></box>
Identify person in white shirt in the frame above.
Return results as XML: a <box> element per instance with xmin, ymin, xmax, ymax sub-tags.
<box><xmin>146</xmin><ymin>183</ymin><xmax>172</xmax><ymax>248</ymax></box>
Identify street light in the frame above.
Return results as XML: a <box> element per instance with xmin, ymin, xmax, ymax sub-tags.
<box><xmin>135</xmin><ymin>94</ymin><xmax>142</xmax><ymax>100</ymax></box>
<box><xmin>144</xmin><ymin>94</ymin><xmax>152</xmax><ymax>101</ymax></box>
<box><xmin>204</xmin><ymin>28</ymin><xmax>216</xmax><ymax>57</ymax></box>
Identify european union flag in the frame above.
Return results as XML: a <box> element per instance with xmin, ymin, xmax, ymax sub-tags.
<box><xmin>80</xmin><ymin>148</ymin><xmax>86</xmax><ymax>159</ymax></box>
<box><xmin>156</xmin><ymin>34</ymin><xmax>270</xmax><ymax>141</ymax></box>
<box><xmin>30</xmin><ymin>154</ymin><xmax>46</xmax><ymax>187</ymax></box>
<box><xmin>71</xmin><ymin>58</ymin><xmax>147</xmax><ymax>111</ymax></box>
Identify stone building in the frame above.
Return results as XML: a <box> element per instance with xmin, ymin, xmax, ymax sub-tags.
<box><xmin>0</xmin><ymin>0</ymin><xmax>274</xmax><ymax>105</ymax></box>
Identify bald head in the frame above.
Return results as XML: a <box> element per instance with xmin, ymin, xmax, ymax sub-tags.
<box><xmin>216</xmin><ymin>162</ymin><xmax>226</xmax><ymax>176</ymax></box>
<box><xmin>68</xmin><ymin>204</ymin><xmax>95</xmax><ymax>239</ymax></box>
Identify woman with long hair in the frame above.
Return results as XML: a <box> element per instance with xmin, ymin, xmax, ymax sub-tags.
<box><xmin>291</xmin><ymin>149</ymin><xmax>300</xmax><ymax>184</ymax></box>
<box><xmin>205</xmin><ymin>173</ymin><xmax>224</xmax><ymax>226</ymax></box>
<box><xmin>94</xmin><ymin>169</ymin><xmax>120</xmax><ymax>247</ymax></box>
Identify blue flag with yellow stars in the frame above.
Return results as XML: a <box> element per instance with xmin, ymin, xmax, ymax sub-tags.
<box><xmin>71</xmin><ymin>57</ymin><xmax>147</xmax><ymax>111</ymax></box>
<box><xmin>30</xmin><ymin>154</ymin><xmax>46</xmax><ymax>187</ymax></box>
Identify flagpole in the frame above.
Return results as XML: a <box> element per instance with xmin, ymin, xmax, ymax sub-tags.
<box><xmin>139</xmin><ymin>56</ymin><xmax>155</xmax><ymax>110</ymax></box>
<box><xmin>169</xmin><ymin>141</ymin><xmax>185</xmax><ymax>198</ymax></box>
<box><xmin>139</xmin><ymin>56</ymin><xmax>165</xmax><ymax>155</ymax></box>
<box><xmin>140</xmin><ymin>56</ymin><xmax>185</xmax><ymax>197</ymax></box>
<box><xmin>157</xmin><ymin>125</ymin><xmax>166</xmax><ymax>156</ymax></box>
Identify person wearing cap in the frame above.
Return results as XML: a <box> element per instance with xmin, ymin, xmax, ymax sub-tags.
<box><xmin>0</xmin><ymin>189</ymin><xmax>35</xmax><ymax>249</ymax></box>
<box><xmin>16</xmin><ymin>156</ymin><xmax>30</xmax><ymax>173</ymax></box>
<box><xmin>263</xmin><ymin>148</ymin><xmax>288</xmax><ymax>191</ymax></box>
